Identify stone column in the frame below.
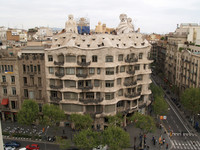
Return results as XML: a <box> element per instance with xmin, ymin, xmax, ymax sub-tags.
<box><xmin>11</xmin><ymin>113</ymin><xmax>14</xmax><ymax>122</ymax></box>
<box><xmin>2</xmin><ymin>112</ymin><xmax>5</xmax><ymax>121</ymax></box>
<box><xmin>123</xmin><ymin>114</ymin><xmax>127</xmax><ymax>127</ymax></box>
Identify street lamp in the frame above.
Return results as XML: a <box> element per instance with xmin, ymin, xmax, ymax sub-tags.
<box><xmin>44</xmin><ymin>126</ymin><xmax>49</xmax><ymax>150</ymax></box>
<box><xmin>0</xmin><ymin>112</ymin><xmax>4</xmax><ymax>150</ymax></box>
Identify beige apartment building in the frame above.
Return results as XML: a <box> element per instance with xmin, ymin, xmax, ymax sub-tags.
<box><xmin>0</xmin><ymin>49</ymin><xmax>20</xmax><ymax>121</ymax></box>
<box><xmin>165</xmin><ymin>23</ymin><xmax>200</xmax><ymax>93</ymax></box>
<box><xmin>45</xmin><ymin>14</ymin><xmax>152</xmax><ymax>129</ymax></box>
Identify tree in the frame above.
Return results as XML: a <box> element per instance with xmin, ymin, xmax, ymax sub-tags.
<box><xmin>40</xmin><ymin>104</ymin><xmax>65</xmax><ymax>127</ymax></box>
<box><xmin>129</xmin><ymin>112</ymin><xmax>156</xmax><ymax>134</ymax></box>
<box><xmin>17</xmin><ymin>99</ymin><xmax>39</xmax><ymax>125</ymax></box>
<box><xmin>70</xmin><ymin>114</ymin><xmax>93</xmax><ymax>130</ymax></box>
<box><xmin>102</xmin><ymin>126</ymin><xmax>130</xmax><ymax>150</ymax></box>
<box><xmin>73</xmin><ymin>128</ymin><xmax>101</xmax><ymax>150</ymax></box>
<box><xmin>107</xmin><ymin>113</ymin><xmax>123</xmax><ymax>127</ymax></box>
<box><xmin>180</xmin><ymin>88</ymin><xmax>200</xmax><ymax>126</ymax></box>
<box><xmin>150</xmin><ymin>83</ymin><xmax>164</xmax><ymax>98</ymax></box>
<box><xmin>56</xmin><ymin>136</ymin><xmax>71</xmax><ymax>150</ymax></box>
<box><xmin>153</xmin><ymin>96</ymin><xmax>168</xmax><ymax>116</ymax></box>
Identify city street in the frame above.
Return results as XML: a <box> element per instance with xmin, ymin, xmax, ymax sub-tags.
<box><xmin>151</xmin><ymin>74</ymin><xmax>200</xmax><ymax>150</ymax></box>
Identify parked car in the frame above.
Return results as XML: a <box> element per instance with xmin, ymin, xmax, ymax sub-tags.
<box><xmin>19</xmin><ymin>148</ymin><xmax>27</xmax><ymax>150</ymax></box>
<box><xmin>4</xmin><ymin>141</ymin><xmax>20</xmax><ymax>148</ymax></box>
<box><xmin>26</xmin><ymin>144</ymin><xmax>39</xmax><ymax>150</ymax></box>
<box><xmin>4</xmin><ymin>146</ymin><xmax>16</xmax><ymax>150</ymax></box>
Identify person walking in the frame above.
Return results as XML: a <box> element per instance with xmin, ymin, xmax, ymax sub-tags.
<box><xmin>163</xmin><ymin>138</ymin><xmax>165</xmax><ymax>145</ymax></box>
<box><xmin>166</xmin><ymin>143</ymin><xmax>168</xmax><ymax>149</ymax></box>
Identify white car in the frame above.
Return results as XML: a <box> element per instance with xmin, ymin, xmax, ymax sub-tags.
<box><xmin>4</xmin><ymin>147</ymin><xmax>16</xmax><ymax>150</ymax></box>
<box><xmin>93</xmin><ymin>145</ymin><xmax>108</xmax><ymax>150</ymax></box>
<box><xmin>19</xmin><ymin>148</ymin><xmax>27</xmax><ymax>150</ymax></box>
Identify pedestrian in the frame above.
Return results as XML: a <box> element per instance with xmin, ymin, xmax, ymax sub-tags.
<box><xmin>166</xmin><ymin>143</ymin><xmax>168</xmax><ymax>149</ymax></box>
<box><xmin>153</xmin><ymin>139</ymin><xmax>156</xmax><ymax>145</ymax></box>
<box><xmin>152</xmin><ymin>136</ymin><xmax>155</xmax><ymax>142</ymax></box>
<box><xmin>163</xmin><ymin>138</ymin><xmax>165</xmax><ymax>145</ymax></box>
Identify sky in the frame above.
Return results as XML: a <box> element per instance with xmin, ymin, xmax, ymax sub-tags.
<box><xmin>0</xmin><ymin>0</ymin><xmax>200</xmax><ymax>34</ymax></box>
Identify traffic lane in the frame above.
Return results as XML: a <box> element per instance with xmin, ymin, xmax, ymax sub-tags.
<box><xmin>3</xmin><ymin>138</ymin><xmax>60</xmax><ymax>150</ymax></box>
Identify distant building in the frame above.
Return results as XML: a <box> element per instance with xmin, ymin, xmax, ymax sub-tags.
<box><xmin>95</xmin><ymin>22</ymin><xmax>115</xmax><ymax>34</ymax></box>
<box><xmin>33</xmin><ymin>27</ymin><xmax>53</xmax><ymax>41</ymax></box>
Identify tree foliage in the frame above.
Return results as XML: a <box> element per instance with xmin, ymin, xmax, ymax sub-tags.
<box><xmin>150</xmin><ymin>83</ymin><xmax>164</xmax><ymax>98</ymax></box>
<box><xmin>180</xmin><ymin>88</ymin><xmax>200</xmax><ymax>115</ymax></box>
<box><xmin>56</xmin><ymin>136</ymin><xmax>71</xmax><ymax>150</ymax></box>
<box><xmin>73</xmin><ymin>129</ymin><xmax>101</xmax><ymax>150</ymax></box>
<box><xmin>17</xmin><ymin>99</ymin><xmax>39</xmax><ymax>125</ymax></box>
<box><xmin>107</xmin><ymin>113</ymin><xmax>123</xmax><ymax>127</ymax></box>
<box><xmin>70</xmin><ymin>114</ymin><xmax>93</xmax><ymax>130</ymax></box>
<box><xmin>40</xmin><ymin>104</ymin><xmax>65</xmax><ymax>127</ymax></box>
<box><xmin>153</xmin><ymin>96</ymin><xmax>168</xmax><ymax>116</ymax></box>
<box><xmin>129</xmin><ymin>112</ymin><xmax>156</xmax><ymax>134</ymax></box>
<box><xmin>102</xmin><ymin>126</ymin><xmax>130</xmax><ymax>150</ymax></box>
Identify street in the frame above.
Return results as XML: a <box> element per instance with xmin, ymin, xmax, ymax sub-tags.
<box><xmin>151</xmin><ymin>74</ymin><xmax>200</xmax><ymax>150</ymax></box>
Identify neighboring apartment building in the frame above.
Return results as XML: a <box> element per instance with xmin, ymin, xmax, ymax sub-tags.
<box><xmin>0</xmin><ymin>50</ymin><xmax>20</xmax><ymax>121</ymax></box>
<box><xmin>165</xmin><ymin>23</ymin><xmax>200</xmax><ymax>93</ymax></box>
<box><xmin>18</xmin><ymin>42</ymin><xmax>47</xmax><ymax>112</ymax></box>
<box><xmin>0</xmin><ymin>26</ymin><xmax>7</xmax><ymax>44</ymax></box>
<box><xmin>45</xmin><ymin>14</ymin><xmax>152</xmax><ymax>129</ymax></box>
<box><xmin>33</xmin><ymin>27</ymin><xmax>53</xmax><ymax>41</ymax></box>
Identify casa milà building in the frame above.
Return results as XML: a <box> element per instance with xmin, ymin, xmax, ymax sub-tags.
<box><xmin>45</xmin><ymin>14</ymin><xmax>152</xmax><ymax>129</ymax></box>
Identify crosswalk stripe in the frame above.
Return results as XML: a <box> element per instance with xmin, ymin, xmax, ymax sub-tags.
<box><xmin>171</xmin><ymin>140</ymin><xmax>200</xmax><ymax>149</ymax></box>
<box><xmin>187</xmin><ymin>141</ymin><xmax>193</xmax><ymax>150</ymax></box>
<box><xmin>190</xmin><ymin>140</ymin><xmax>197</xmax><ymax>149</ymax></box>
<box><xmin>196</xmin><ymin>141</ymin><xmax>200</xmax><ymax>147</ymax></box>
<box><xmin>180</xmin><ymin>141</ymin><xmax>186</xmax><ymax>149</ymax></box>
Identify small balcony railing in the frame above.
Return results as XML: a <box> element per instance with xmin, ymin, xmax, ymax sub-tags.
<box><xmin>125</xmin><ymin>58</ymin><xmax>138</xmax><ymax>63</ymax></box>
<box><xmin>76</xmin><ymin>73</ymin><xmax>88</xmax><ymax>78</ymax></box>
<box><xmin>1</xmin><ymin>82</ymin><xmax>8</xmax><ymax>86</ymax></box>
<box><xmin>79</xmin><ymin>97</ymin><xmax>104</xmax><ymax>104</ymax></box>
<box><xmin>125</xmin><ymin>92</ymin><xmax>140</xmax><ymax>98</ymax></box>
<box><xmin>50</xmin><ymin>96</ymin><xmax>62</xmax><ymax>103</ymax></box>
<box><xmin>124</xmin><ymin>81</ymin><xmax>137</xmax><ymax>86</ymax></box>
<box><xmin>77</xmin><ymin>61</ymin><xmax>91</xmax><ymax>67</ymax></box>
<box><xmin>126</xmin><ymin>70</ymin><xmax>135</xmax><ymax>75</ymax></box>
<box><xmin>55</xmin><ymin>72</ymin><xmax>65</xmax><ymax>78</ymax></box>
<box><xmin>50</xmin><ymin>85</ymin><xmax>63</xmax><ymax>89</ymax></box>
<box><xmin>78</xmin><ymin>85</ymin><xmax>93</xmax><ymax>90</ymax></box>
<box><xmin>54</xmin><ymin>61</ymin><xmax>64</xmax><ymax>66</ymax></box>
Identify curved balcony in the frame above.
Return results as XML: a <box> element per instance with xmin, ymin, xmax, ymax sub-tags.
<box><xmin>125</xmin><ymin>58</ymin><xmax>138</xmax><ymax>63</ymax></box>
<box><xmin>76</xmin><ymin>73</ymin><xmax>88</xmax><ymax>78</ymax></box>
<box><xmin>54</xmin><ymin>61</ymin><xmax>64</xmax><ymax>66</ymax></box>
<box><xmin>125</xmin><ymin>92</ymin><xmax>140</xmax><ymax>98</ymax></box>
<box><xmin>77</xmin><ymin>61</ymin><xmax>91</xmax><ymax>67</ymax></box>
<box><xmin>124</xmin><ymin>81</ymin><xmax>137</xmax><ymax>86</ymax></box>
<box><xmin>50</xmin><ymin>96</ymin><xmax>62</xmax><ymax>103</ymax></box>
<box><xmin>79</xmin><ymin>97</ymin><xmax>104</xmax><ymax>104</ymax></box>
<box><xmin>55</xmin><ymin>72</ymin><xmax>65</xmax><ymax>78</ymax></box>
<box><xmin>78</xmin><ymin>85</ymin><xmax>93</xmax><ymax>90</ymax></box>
<box><xmin>50</xmin><ymin>85</ymin><xmax>63</xmax><ymax>89</ymax></box>
<box><xmin>126</xmin><ymin>70</ymin><xmax>135</xmax><ymax>75</ymax></box>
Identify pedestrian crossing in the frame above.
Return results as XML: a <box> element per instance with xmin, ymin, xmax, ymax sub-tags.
<box><xmin>172</xmin><ymin>133</ymin><xmax>197</xmax><ymax>137</ymax></box>
<box><xmin>171</xmin><ymin>140</ymin><xmax>200</xmax><ymax>149</ymax></box>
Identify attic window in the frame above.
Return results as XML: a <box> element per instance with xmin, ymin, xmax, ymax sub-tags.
<box><xmin>124</xmin><ymin>44</ymin><xmax>126</xmax><ymax>46</ymax></box>
<box><xmin>119</xmin><ymin>39</ymin><xmax>121</xmax><ymax>41</ymax></box>
<box><xmin>72</xmin><ymin>37</ymin><xmax>76</xmax><ymax>39</ymax></box>
<box><xmin>87</xmin><ymin>44</ymin><xmax>90</xmax><ymax>47</ymax></box>
<box><xmin>92</xmin><ymin>38</ymin><xmax>95</xmax><ymax>41</ymax></box>
<box><xmin>102</xmin><ymin>43</ymin><xmax>104</xmax><ymax>46</ymax></box>
<box><xmin>102</xmin><ymin>37</ymin><xmax>105</xmax><ymax>40</ymax></box>
<box><xmin>116</xmin><ymin>44</ymin><xmax>119</xmax><ymax>47</ymax></box>
<box><xmin>77</xmin><ymin>44</ymin><xmax>80</xmax><ymax>47</ymax></box>
<box><xmin>129</xmin><ymin>37</ymin><xmax>131</xmax><ymax>39</ymax></box>
<box><xmin>136</xmin><ymin>36</ymin><xmax>138</xmax><ymax>38</ymax></box>
<box><xmin>134</xmin><ymin>43</ymin><xmax>137</xmax><ymax>46</ymax></box>
<box><xmin>82</xmin><ymin>39</ymin><xmax>85</xmax><ymax>42</ymax></box>
<box><xmin>55</xmin><ymin>39</ymin><xmax>58</xmax><ymax>41</ymax></box>
<box><xmin>63</xmin><ymin>37</ymin><xmax>66</xmax><ymax>39</ymax></box>
<box><xmin>112</xmin><ymin>38</ymin><xmax>114</xmax><ymax>40</ymax></box>
<box><xmin>58</xmin><ymin>44</ymin><xmax>61</xmax><ymax>47</ymax></box>
<box><xmin>98</xmin><ymin>44</ymin><xmax>101</xmax><ymax>47</ymax></box>
<box><xmin>141</xmin><ymin>42</ymin><xmax>145</xmax><ymax>46</ymax></box>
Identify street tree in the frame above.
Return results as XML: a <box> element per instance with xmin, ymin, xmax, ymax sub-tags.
<box><xmin>40</xmin><ymin>104</ymin><xmax>65</xmax><ymax>127</ymax></box>
<box><xmin>107</xmin><ymin>113</ymin><xmax>123</xmax><ymax>127</ymax></box>
<box><xmin>56</xmin><ymin>136</ymin><xmax>71</xmax><ymax>150</ymax></box>
<box><xmin>102</xmin><ymin>126</ymin><xmax>130</xmax><ymax>150</ymax></box>
<box><xmin>17</xmin><ymin>99</ymin><xmax>39</xmax><ymax>125</ymax></box>
<box><xmin>180</xmin><ymin>88</ymin><xmax>200</xmax><ymax>126</ymax></box>
<box><xmin>153</xmin><ymin>96</ymin><xmax>168</xmax><ymax>116</ymax></box>
<box><xmin>150</xmin><ymin>83</ymin><xmax>164</xmax><ymax>98</ymax></box>
<box><xmin>73</xmin><ymin>128</ymin><xmax>101</xmax><ymax>150</ymax></box>
<box><xmin>70</xmin><ymin>114</ymin><xmax>93</xmax><ymax>130</ymax></box>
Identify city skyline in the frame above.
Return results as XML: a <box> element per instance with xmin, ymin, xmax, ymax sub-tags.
<box><xmin>0</xmin><ymin>0</ymin><xmax>200</xmax><ymax>34</ymax></box>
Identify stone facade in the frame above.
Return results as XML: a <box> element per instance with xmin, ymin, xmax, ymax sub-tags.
<box><xmin>45</xmin><ymin>14</ymin><xmax>152</xmax><ymax>129</ymax></box>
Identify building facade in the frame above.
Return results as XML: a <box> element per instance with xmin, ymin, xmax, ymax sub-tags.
<box><xmin>45</xmin><ymin>14</ymin><xmax>152</xmax><ymax>129</ymax></box>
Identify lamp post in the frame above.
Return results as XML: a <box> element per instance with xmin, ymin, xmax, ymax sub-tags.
<box><xmin>0</xmin><ymin>112</ymin><xmax>4</xmax><ymax>150</ymax></box>
<box><xmin>44</xmin><ymin>126</ymin><xmax>49</xmax><ymax>150</ymax></box>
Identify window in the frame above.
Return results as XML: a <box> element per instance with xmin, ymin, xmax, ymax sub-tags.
<box><xmin>49</xmin><ymin>67</ymin><xmax>54</xmax><ymax>74</ymax></box>
<box><xmin>3</xmin><ymin>87</ymin><xmax>7</xmax><ymax>95</ymax></box>
<box><xmin>106</xmin><ymin>56</ymin><xmax>113</xmax><ymax>62</ymax></box>
<box><xmin>29</xmin><ymin>91</ymin><xmax>35</xmax><ymax>99</ymax></box>
<box><xmin>11</xmin><ymin>76</ymin><xmax>15</xmax><ymax>83</ymax></box>
<box><xmin>24</xmin><ymin>89</ymin><xmax>28</xmax><ymax>97</ymax></box>
<box><xmin>48</xmin><ymin>55</ymin><xmax>53</xmax><ymax>62</ymax></box>
<box><xmin>66</xmin><ymin>55</ymin><xmax>76</xmax><ymax>62</ymax></box>
<box><xmin>66</xmin><ymin>68</ymin><xmax>75</xmax><ymax>75</ymax></box>
<box><xmin>105</xmin><ymin>93</ymin><xmax>114</xmax><ymax>100</ymax></box>
<box><xmin>38</xmin><ymin>77</ymin><xmax>42</xmax><ymax>86</ymax></box>
<box><xmin>12</xmin><ymin>87</ymin><xmax>16</xmax><ymax>95</ymax></box>
<box><xmin>65</xmin><ymin>80</ymin><xmax>76</xmax><ymax>87</ymax></box>
<box><xmin>105</xmin><ymin>80</ymin><xmax>114</xmax><ymax>87</ymax></box>
<box><xmin>23</xmin><ymin>65</ymin><xmax>26</xmax><ymax>72</ymax></box>
<box><xmin>137</xmin><ymin>85</ymin><xmax>142</xmax><ymax>92</ymax></box>
<box><xmin>30</xmin><ymin>76</ymin><xmax>34</xmax><ymax>85</ymax></box>
<box><xmin>23</xmin><ymin>77</ymin><xmax>27</xmax><ymax>85</ymax></box>
<box><xmin>2</xmin><ymin>75</ymin><xmax>6</xmax><ymax>82</ymax></box>
<box><xmin>139</xmin><ymin>53</ymin><xmax>143</xmax><ymax>59</ymax></box>
<box><xmin>97</xmin><ymin>68</ymin><xmax>101</xmax><ymax>74</ymax></box>
<box><xmin>106</xmin><ymin>68</ymin><xmax>114</xmax><ymax>75</ymax></box>
<box><xmin>38</xmin><ymin>90</ymin><xmax>42</xmax><ymax>99</ymax></box>
<box><xmin>30</xmin><ymin>65</ymin><xmax>33</xmax><ymax>72</ymax></box>
<box><xmin>137</xmin><ymin>75</ymin><xmax>143</xmax><ymax>81</ymax></box>
<box><xmin>118</xmin><ymin>89</ymin><xmax>123</xmax><ymax>96</ymax></box>
<box><xmin>94</xmin><ymin>80</ymin><xmax>100</xmax><ymax>87</ymax></box>
<box><xmin>86</xmin><ymin>92</ymin><xmax>94</xmax><ymax>99</ymax></box>
<box><xmin>117</xmin><ymin>78</ymin><xmax>121</xmax><ymax>85</ymax></box>
<box><xmin>135</xmin><ymin>65</ymin><xmax>140</xmax><ymax>70</ymax></box>
<box><xmin>27</xmin><ymin>66</ymin><xmax>29</xmax><ymax>72</ymax></box>
<box><xmin>37</xmin><ymin>65</ymin><xmax>40</xmax><ymax>73</ymax></box>
<box><xmin>89</xmin><ymin>68</ymin><xmax>95</xmax><ymax>74</ymax></box>
<box><xmin>118</xmin><ymin>54</ymin><xmax>123</xmax><ymax>61</ymax></box>
<box><xmin>64</xmin><ymin>92</ymin><xmax>78</xmax><ymax>100</ymax></box>
<box><xmin>7</xmin><ymin>65</ymin><xmax>10</xmax><ymax>71</ymax></box>
<box><xmin>10</xmin><ymin>65</ymin><xmax>13</xmax><ymax>72</ymax></box>
<box><xmin>92</xmin><ymin>55</ymin><xmax>98</xmax><ymax>62</ymax></box>
<box><xmin>34</xmin><ymin>66</ymin><xmax>37</xmax><ymax>72</ymax></box>
<box><xmin>11</xmin><ymin>101</ymin><xmax>16</xmax><ymax>109</ymax></box>
<box><xmin>116</xmin><ymin>66</ymin><xmax>119</xmax><ymax>73</ymax></box>
<box><xmin>120</xmin><ymin>66</ymin><xmax>125</xmax><ymax>72</ymax></box>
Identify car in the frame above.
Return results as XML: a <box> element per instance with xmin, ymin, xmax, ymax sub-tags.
<box><xmin>4</xmin><ymin>146</ymin><xmax>16</xmax><ymax>150</ymax></box>
<box><xmin>26</xmin><ymin>144</ymin><xmax>39</xmax><ymax>150</ymax></box>
<box><xmin>19</xmin><ymin>148</ymin><xmax>27</xmax><ymax>150</ymax></box>
<box><xmin>4</xmin><ymin>141</ymin><xmax>20</xmax><ymax>148</ymax></box>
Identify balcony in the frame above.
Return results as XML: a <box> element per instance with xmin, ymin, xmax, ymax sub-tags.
<box><xmin>50</xmin><ymin>96</ymin><xmax>62</xmax><ymax>103</ymax></box>
<box><xmin>76</xmin><ymin>73</ymin><xmax>88</xmax><ymax>78</ymax></box>
<box><xmin>125</xmin><ymin>92</ymin><xmax>140</xmax><ymax>98</ymax></box>
<box><xmin>1</xmin><ymin>82</ymin><xmax>8</xmax><ymax>86</ymax></box>
<box><xmin>124</xmin><ymin>81</ymin><xmax>137</xmax><ymax>86</ymax></box>
<box><xmin>0</xmin><ymin>106</ymin><xmax>10</xmax><ymax>111</ymax></box>
<box><xmin>78</xmin><ymin>85</ymin><xmax>93</xmax><ymax>90</ymax></box>
<box><xmin>79</xmin><ymin>97</ymin><xmax>104</xmax><ymax>104</ymax></box>
<box><xmin>55</xmin><ymin>72</ymin><xmax>65</xmax><ymax>78</ymax></box>
<box><xmin>50</xmin><ymin>85</ymin><xmax>63</xmax><ymax>89</ymax></box>
<box><xmin>77</xmin><ymin>61</ymin><xmax>91</xmax><ymax>67</ymax></box>
<box><xmin>126</xmin><ymin>70</ymin><xmax>135</xmax><ymax>75</ymax></box>
<box><xmin>125</xmin><ymin>58</ymin><xmax>138</xmax><ymax>63</ymax></box>
<box><xmin>54</xmin><ymin>61</ymin><xmax>64</xmax><ymax>66</ymax></box>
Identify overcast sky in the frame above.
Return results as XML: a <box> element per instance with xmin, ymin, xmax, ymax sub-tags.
<box><xmin>0</xmin><ymin>0</ymin><xmax>200</xmax><ymax>34</ymax></box>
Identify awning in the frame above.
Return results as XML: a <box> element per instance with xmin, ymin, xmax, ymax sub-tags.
<box><xmin>1</xmin><ymin>99</ymin><xmax>9</xmax><ymax>105</ymax></box>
